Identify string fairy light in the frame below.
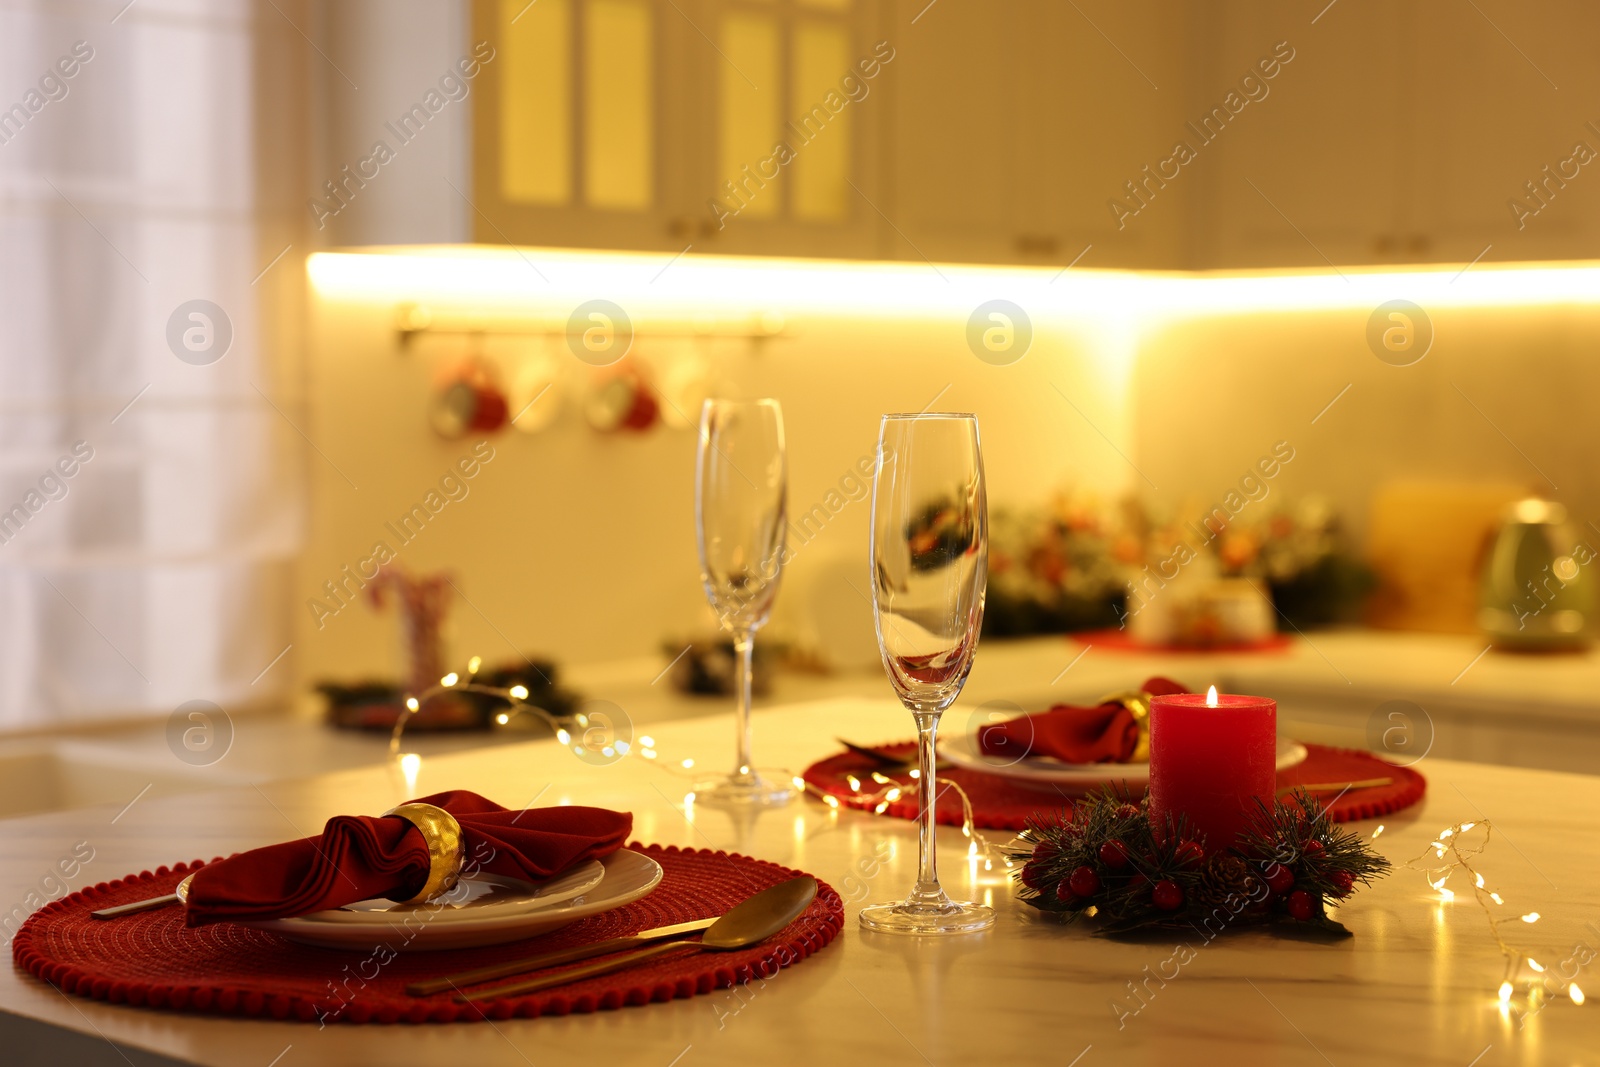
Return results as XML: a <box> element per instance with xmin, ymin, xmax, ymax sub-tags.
<box><xmin>389</xmin><ymin>655</ymin><xmax>583</xmax><ymax>759</ymax></box>
<box><xmin>1406</xmin><ymin>819</ymin><xmax>1585</xmax><ymax>1012</ymax></box>
<box><xmin>630</xmin><ymin>733</ymin><xmax>1015</xmax><ymax>866</ymax></box>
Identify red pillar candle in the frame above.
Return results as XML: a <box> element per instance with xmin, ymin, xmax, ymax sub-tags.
<box><xmin>1147</xmin><ymin>687</ymin><xmax>1277</xmax><ymax>850</ymax></box>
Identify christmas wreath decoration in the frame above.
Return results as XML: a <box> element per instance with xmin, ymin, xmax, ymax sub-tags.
<box><xmin>1009</xmin><ymin>788</ymin><xmax>1390</xmax><ymax>937</ymax></box>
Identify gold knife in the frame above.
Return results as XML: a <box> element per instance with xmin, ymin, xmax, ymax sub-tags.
<box><xmin>405</xmin><ymin>916</ymin><xmax>717</xmax><ymax>996</ymax></box>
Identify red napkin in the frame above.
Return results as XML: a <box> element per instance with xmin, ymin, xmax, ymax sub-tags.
<box><xmin>184</xmin><ymin>790</ymin><xmax>632</xmax><ymax>926</ymax></box>
<box><xmin>977</xmin><ymin>677</ymin><xmax>1189</xmax><ymax>764</ymax></box>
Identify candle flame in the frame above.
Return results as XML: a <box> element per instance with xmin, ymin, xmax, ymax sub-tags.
<box><xmin>1205</xmin><ymin>685</ymin><xmax>1219</xmax><ymax>707</ymax></box>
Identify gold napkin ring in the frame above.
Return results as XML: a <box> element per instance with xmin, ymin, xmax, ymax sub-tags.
<box><xmin>383</xmin><ymin>802</ymin><xmax>466</xmax><ymax>905</ymax></box>
<box><xmin>1097</xmin><ymin>688</ymin><xmax>1153</xmax><ymax>763</ymax></box>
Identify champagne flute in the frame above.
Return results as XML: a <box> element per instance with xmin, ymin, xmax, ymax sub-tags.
<box><xmin>693</xmin><ymin>398</ymin><xmax>794</xmax><ymax>807</ymax></box>
<box><xmin>860</xmin><ymin>412</ymin><xmax>993</xmax><ymax>934</ymax></box>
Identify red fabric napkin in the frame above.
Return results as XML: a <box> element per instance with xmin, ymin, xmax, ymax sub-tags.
<box><xmin>977</xmin><ymin>677</ymin><xmax>1189</xmax><ymax>764</ymax></box>
<box><xmin>184</xmin><ymin>790</ymin><xmax>632</xmax><ymax>927</ymax></box>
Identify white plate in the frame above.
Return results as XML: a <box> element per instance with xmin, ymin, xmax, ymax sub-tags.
<box><xmin>293</xmin><ymin>859</ymin><xmax>606</xmax><ymax>925</ymax></box>
<box><xmin>938</xmin><ymin>732</ymin><xmax>1309</xmax><ymax>794</ymax></box>
<box><xmin>192</xmin><ymin>849</ymin><xmax>663</xmax><ymax>952</ymax></box>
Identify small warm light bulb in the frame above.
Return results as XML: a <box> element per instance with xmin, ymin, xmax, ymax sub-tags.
<box><xmin>509</xmin><ymin>684</ymin><xmax>529</xmax><ymax>700</ymax></box>
<box><xmin>495</xmin><ymin>713</ymin><xmax>509</xmax><ymax>725</ymax></box>
<box><xmin>1372</xmin><ymin>825</ymin><xmax>1385</xmax><ymax>839</ymax></box>
<box><xmin>908</xmin><ymin>768</ymin><xmax>921</xmax><ymax>779</ymax></box>
<box><xmin>399</xmin><ymin>752</ymin><xmax>421</xmax><ymax>792</ymax></box>
<box><xmin>441</xmin><ymin>672</ymin><xmax>459</xmax><ymax>687</ymax></box>
<box><xmin>846</xmin><ymin>775</ymin><xmax>861</xmax><ymax>792</ymax></box>
<box><xmin>1499</xmin><ymin>981</ymin><xmax>1514</xmax><ymax>1004</ymax></box>
<box><xmin>1490</xmin><ymin>892</ymin><xmax>1504</xmax><ymax>904</ymax></box>
<box><xmin>640</xmin><ymin>735</ymin><xmax>655</xmax><ymax>747</ymax></box>
<box><xmin>791</xmin><ymin>776</ymin><xmax>806</xmax><ymax>791</ymax></box>
<box><xmin>1522</xmin><ymin>912</ymin><xmax>1541</xmax><ymax>923</ymax></box>
<box><xmin>680</xmin><ymin>758</ymin><xmax>695</xmax><ymax>769</ymax></box>
<box><xmin>1528</xmin><ymin>959</ymin><xmax>1546</xmax><ymax>973</ymax></box>
<box><xmin>467</xmin><ymin>655</ymin><xmax>482</xmax><ymax>674</ymax></box>
<box><xmin>556</xmin><ymin>728</ymin><xmax>571</xmax><ymax>745</ymax></box>
<box><xmin>1460</xmin><ymin>822</ymin><xmax>1476</xmax><ymax>832</ymax></box>
<box><xmin>1205</xmin><ymin>685</ymin><xmax>1219</xmax><ymax>707</ymax></box>
<box><xmin>1571</xmin><ymin>983</ymin><xmax>1586</xmax><ymax>1005</ymax></box>
<box><xmin>405</xmin><ymin>696</ymin><xmax>420</xmax><ymax>712</ymax></box>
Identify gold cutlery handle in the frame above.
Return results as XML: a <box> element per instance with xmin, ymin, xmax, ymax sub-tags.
<box><xmin>456</xmin><ymin>940</ymin><xmax>702</xmax><ymax>1002</ymax></box>
<box><xmin>90</xmin><ymin>893</ymin><xmax>179</xmax><ymax>920</ymax></box>
<box><xmin>1277</xmin><ymin>777</ymin><xmax>1393</xmax><ymax>795</ymax></box>
<box><xmin>407</xmin><ymin>916</ymin><xmax>716</xmax><ymax>996</ymax></box>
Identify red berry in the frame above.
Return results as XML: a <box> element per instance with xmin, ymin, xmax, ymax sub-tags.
<box><xmin>1115</xmin><ymin>803</ymin><xmax>1141</xmax><ymax>821</ymax></box>
<box><xmin>1330</xmin><ymin>870</ymin><xmax>1355</xmax><ymax>897</ymax></box>
<box><xmin>1020</xmin><ymin>861</ymin><xmax>1045</xmax><ymax>890</ymax></box>
<box><xmin>1286</xmin><ymin>889</ymin><xmax>1316</xmax><ymax>921</ymax></box>
<box><xmin>1263</xmin><ymin>863</ymin><xmax>1295</xmax><ymax>895</ymax></box>
<box><xmin>1174</xmin><ymin>841</ymin><xmax>1206</xmax><ymax>868</ymax></box>
<box><xmin>1054</xmin><ymin>880</ymin><xmax>1078</xmax><ymax>904</ymax></box>
<box><xmin>1152</xmin><ymin>880</ymin><xmax>1184</xmax><ymax>911</ymax></box>
<box><xmin>1303</xmin><ymin>840</ymin><xmax>1325</xmax><ymax>858</ymax></box>
<box><xmin>1098</xmin><ymin>840</ymin><xmax>1130</xmax><ymax>870</ymax></box>
<box><xmin>1068</xmin><ymin>865</ymin><xmax>1101</xmax><ymax>898</ymax></box>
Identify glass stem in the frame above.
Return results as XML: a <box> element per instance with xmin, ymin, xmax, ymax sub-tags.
<box><xmin>910</xmin><ymin>711</ymin><xmax>950</xmax><ymax>908</ymax></box>
<box><xmin>732</xmin><ymin>631</ymin><xmax>756</xmax><ymax>785</ymax></box>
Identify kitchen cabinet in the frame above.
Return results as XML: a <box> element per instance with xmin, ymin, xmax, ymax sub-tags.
<box><xmin>883</xmin><ymin>0</ymin><xmax>1192</xmax><ymax>270</ymax></box>
<box><xmin>470</xmin><ymin>0</ymin><xmax>696</xmax><ymax>252</ymax></box>
<box><xmin>459</xmin><ymin>0</ymin><xmax>1600</xmax><ymax>267</ymax></box>
<box><xmin>1197</xmin><ymin>0</ymin><xmax>1600</xmax><ymax>269</ymax></box>
<box><xmin>470</xmin><ymin>0</ymin><xmax>887</xmax><ymax>256</ymax></box>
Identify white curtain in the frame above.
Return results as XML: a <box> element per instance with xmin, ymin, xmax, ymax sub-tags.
<box><xmin>0</xmin><ymin>0</ymin><xmax>300</xmax><ymax>729</ymax></box>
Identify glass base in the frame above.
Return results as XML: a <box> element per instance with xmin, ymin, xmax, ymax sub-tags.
<box><xmin>691</xmin><ymin>771</ymin><xmax>795</xmax><ymax>808</ymax></box>
<box><xmin>859</xmin><ymin>898</ymin><xmax>995</xmax><ymax>935</ymax></box>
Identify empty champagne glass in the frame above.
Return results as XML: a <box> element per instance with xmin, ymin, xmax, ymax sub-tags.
<box><xmin>693</xmin><ymin>398</ymin><xmax>794</xmax><ymax>806</ymax></box>
<box><xmin>860</xmin><ymin>412</ymin><xmax>993</xmax><ymax>934</ymax></box>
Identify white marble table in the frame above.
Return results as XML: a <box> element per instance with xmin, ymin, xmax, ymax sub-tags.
<box><xmin>2</xmin><ymin>696</ymin><xmax>1597</xmax><ymax>1066</ymax></box>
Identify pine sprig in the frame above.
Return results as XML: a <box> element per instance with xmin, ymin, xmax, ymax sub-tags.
<box><xmin>1007</xmin><ymin>787</ymin><xmax>1390</xmax><ymax>938</ymax></box>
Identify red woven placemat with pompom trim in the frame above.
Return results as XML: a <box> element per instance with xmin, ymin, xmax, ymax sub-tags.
<box><xmin>802</xmin><ymin>742</ymin><xmax>1424</xmax><ymax>831</ymax></box>
<box><xmin>11</xmin><ymin>843</ymin><xmax>842</xmax><ymax>1025</ymax></box>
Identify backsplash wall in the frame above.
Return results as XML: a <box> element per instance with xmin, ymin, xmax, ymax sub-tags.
<box><xmin>295</xmin><ymin>250</ymin><xmax>1600</xmax><ymax>690</ymax></box>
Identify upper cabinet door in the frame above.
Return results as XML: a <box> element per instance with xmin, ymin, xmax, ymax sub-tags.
<box><xmin>1408</xmin><ymin>0</ymin><xmax>1600</xmax><ymax>265</ymax></box>
<box><xmin>883</xmin><ymin>0</ymin><xmax>1189</xmax><ymax>270</ymax></box>
<box><xmin>689</xmin><ymin>0</ymin><xmax>888</xmax><ymax>258</ymax></box>
<box><xmin>880</xmin><ymin>0</ymin><xmax>1015</xmax><ymax>264</ymax></box>
<box><xmin>1197</xmin><ymin>0</ymin><xmax>1406</xmax><ymax>269</ymax></box>
<box><xmin>472</xmin><ymin>0</ymin><xmax>692</xmax><ymax>250</ymax></box>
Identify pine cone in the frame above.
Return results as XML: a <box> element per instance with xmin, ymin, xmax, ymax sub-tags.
<box><xmin>1192</xmin><ymin>854</ymin><xmax>1258</xmax><ymax>912</ymax></box>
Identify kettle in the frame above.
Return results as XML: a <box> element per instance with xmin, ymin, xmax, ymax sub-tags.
<box><xmin>1479</xmin><ymin>498</ymin><xmax>1594</xmax><ymax>651</ymax></box>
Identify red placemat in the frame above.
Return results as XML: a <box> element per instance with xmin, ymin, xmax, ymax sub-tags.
<box><xmin>802</xmin><ymin>742</ymin><xmax>1424</xmax><ymax>832</ymax></box>
<box><xmin>12</xmin><ymin>844</ymin><xmax>842</xmax><ymax>1025</ymax></box>
<box><xmin>1072</xmin><ymin>629</ymin><xmax>1295</xmax><ymax>654</ymax></box>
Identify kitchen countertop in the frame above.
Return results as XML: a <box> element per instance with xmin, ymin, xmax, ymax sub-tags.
<box><xmin>2</xmin><ymin>693</ymin><xmax>1597</xmax><ymax>1066</ymax></box>
<box><xmin>2</xmin><ymin>629</ymin><xmax>1596</xmax><ymax>822</ymax></box>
